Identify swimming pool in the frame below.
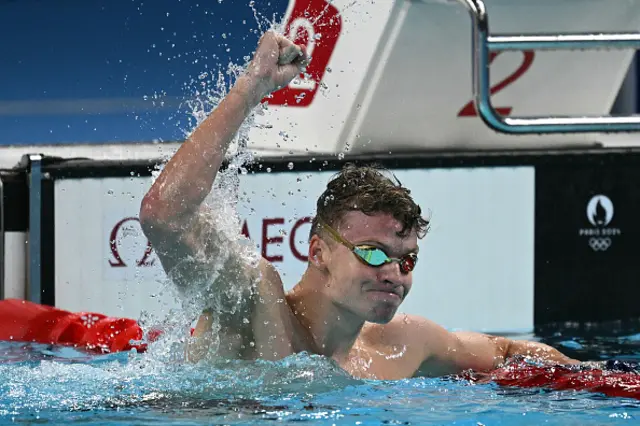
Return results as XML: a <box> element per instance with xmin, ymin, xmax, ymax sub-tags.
<box><xmin>2</xmin><ymin>329</ymin><xmax>639</xmax><ymax>425</ymax></box>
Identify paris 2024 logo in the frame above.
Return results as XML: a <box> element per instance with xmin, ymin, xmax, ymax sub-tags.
<box><xmin>578</xmin><ymin>195</ymin><xmax>622</xmax><ymax>252</ymax></box>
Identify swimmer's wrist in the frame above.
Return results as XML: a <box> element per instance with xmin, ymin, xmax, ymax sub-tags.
<box><xmin>231</xmin><ymin>75</ymin><xmax>266</xmax><ymax>109</ymax></box>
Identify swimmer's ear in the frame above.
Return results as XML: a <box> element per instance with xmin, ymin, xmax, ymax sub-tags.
<box><xmin>308</xmin><ymin>234</ymin><xmax>329</xmax><ymax>270</ymax></box>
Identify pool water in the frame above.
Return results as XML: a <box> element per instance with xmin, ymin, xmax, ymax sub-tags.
<box><xmin>1</xmin><ymin>328</ymin><xmax>640</xmax><ymax>425</ymax></box>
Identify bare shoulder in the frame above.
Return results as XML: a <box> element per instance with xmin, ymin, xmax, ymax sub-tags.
<box><xmin>257</xmin><ymin>257</ymin><xmax>283</xmax><ymax>284</ymax></box>
<box><xmin>253</xmin><ymin>258</ymin><xmax>292</xmax><ymax>317</ymax></box>
<box><xmin>253</xmin><ymin>258</ymin><xmax>286</xmax><ymax>299</ymax></box>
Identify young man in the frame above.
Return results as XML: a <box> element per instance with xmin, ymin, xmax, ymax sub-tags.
<box><xmin>139</xmin><ymin>31</ymin><xmax>578</xmax><ymax>379</ymax></box>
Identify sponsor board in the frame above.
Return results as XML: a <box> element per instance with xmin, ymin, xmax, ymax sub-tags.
<box><xmin>55</xmin><ymin>177</ymin><xmax>176</xmax><ymax>319</ymax></box>
<box><xmin>53</xmin><ymin>166</ymin><xmax>535</xmax><ymax>333</ymax></box>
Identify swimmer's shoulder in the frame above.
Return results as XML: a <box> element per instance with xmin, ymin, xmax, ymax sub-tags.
<box><xmin>255</xmin><ymin>258</ymin><xmax>286</xmax><ymax>294</ymax></box>
<box><xmin>251</xmin><ymin>258</ymin><xmax>292</xmax><ymax>316</ymax></box>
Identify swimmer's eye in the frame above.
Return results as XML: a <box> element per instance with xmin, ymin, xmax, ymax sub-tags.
<box><xmin>316</xmin><ymin>220</ymin><xmax>417</xmax><ymax>273</ymax></box>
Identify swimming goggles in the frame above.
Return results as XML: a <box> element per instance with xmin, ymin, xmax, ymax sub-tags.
<box><xmin>317</xmin><ymin>220</ymin><xmax>418</xmax><ymax>274</ymax></box>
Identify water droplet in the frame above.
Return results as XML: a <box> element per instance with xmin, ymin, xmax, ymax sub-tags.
<box><xmin>107</xmin><ymin>190</ymin><xmax>114</xmax><ymax>195</ymax></box>
<box><xmin>338</xmin><ymin>152</ymin><xmax>345</xmax><ymax>160</ymax></box>
<box><xmin>287</xmin><ymin>162</ymin><xmax>294</xmax><ymax>170</ymax></box>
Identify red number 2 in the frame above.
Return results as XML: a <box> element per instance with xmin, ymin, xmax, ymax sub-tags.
<box><xmin>458</xmin><ymin>50</ymin><xmax>535</xmax><ymax>117</ymax></box>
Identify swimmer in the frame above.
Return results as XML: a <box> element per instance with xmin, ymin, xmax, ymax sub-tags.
<box><xmin>139</xmin><ymin>32</ymin><xmax>578</xmax><ymax>379</ymax></box>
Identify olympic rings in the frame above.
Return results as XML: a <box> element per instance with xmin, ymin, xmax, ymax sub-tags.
<box><xmin>588</xmin><ymin>237</ymin><xmax>612</xmax><ymax>251</ymax></box>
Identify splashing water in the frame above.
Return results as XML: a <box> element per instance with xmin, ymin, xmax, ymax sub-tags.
<box><xmin>141</xmin><ymin>4</ymin><xmax>302</xmax><ymax>365</ymax></box>
<box><xmin>0</xmin><ymin>342</ymin><xmax>365</xmax><ymax>424</ymax></box>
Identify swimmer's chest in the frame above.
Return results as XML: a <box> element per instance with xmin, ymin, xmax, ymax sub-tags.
<box><xmin>338</xmin><ymin>341</ymin><xmax>425</xmax><ymax>380</ymax></box>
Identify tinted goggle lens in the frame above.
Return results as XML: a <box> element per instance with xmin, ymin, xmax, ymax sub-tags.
<box><xmin>352</xmin><ymin>246</ymin><xmax>417</xmax><ymax>274</ymax></box>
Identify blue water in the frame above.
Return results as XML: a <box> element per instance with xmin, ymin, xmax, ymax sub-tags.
<box><xmin>1</xmin><ymin>331</ymin><xmax>640</xmax><ymax>425</ymax></box>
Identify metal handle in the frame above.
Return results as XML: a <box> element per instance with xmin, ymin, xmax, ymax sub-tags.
<box><xmin>458</xmin><ymin>0</ymin><xmax>640</xmax><ymax>134</ymax></box>
<box><xmin>22</xmin><ymin>154</ymin><xmax>43</xmax><ymax>304</ymax></box>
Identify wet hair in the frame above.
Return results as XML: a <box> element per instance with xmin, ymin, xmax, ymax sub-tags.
<box><xmin>309</xmin><ymin>163</ymin><xmax>430</xmax><ymax>240</ymax></box>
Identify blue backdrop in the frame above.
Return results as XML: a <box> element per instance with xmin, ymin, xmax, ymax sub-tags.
<box><xmin>0</xmin><ymin>0</ymin><xmax>290</xmax><ymax>145</ymax></box>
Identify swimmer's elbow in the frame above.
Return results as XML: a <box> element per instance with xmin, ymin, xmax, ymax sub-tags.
<box><xmin>139</xmin><ymin>192</ymin><xmax>181</xmax><ymax>238</ymax></box>
<box><xmin>139</xmin><ymin>196</ymin><xmax>165</xmax><ymax>242</ymax></box>
<box><xmin>140</xmin><ymin>187</ymin><xmax>163</xmax><ymax>219</ymax></box>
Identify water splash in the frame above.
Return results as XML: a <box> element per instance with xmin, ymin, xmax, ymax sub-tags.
<box><xmin>0</xmin><ymin>343</ymin><xmax>360</xmax><ymax>418</ymax></box>
<box><xmin>140</xmin><ymin>4</ymin><xmax>306</xmax><ymax>366</ymax></box>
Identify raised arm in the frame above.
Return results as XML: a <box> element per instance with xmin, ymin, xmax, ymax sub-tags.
<box><xmin>139</xmin><ymin>31</ymin><xmax>307</xmax><ymax>296</ymax></box>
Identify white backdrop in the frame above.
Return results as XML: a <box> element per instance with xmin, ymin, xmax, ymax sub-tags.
<box><xmin>54</xmin><ymin>165</ymin><xmax>535</xmax><ymax>333</ymax></box>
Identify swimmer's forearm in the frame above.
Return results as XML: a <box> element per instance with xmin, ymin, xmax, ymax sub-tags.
<box><xmin>504</xmin><ymin>339</ymin><xmax>580</xmax><ymax>365</ymax></box>
<box><xmin>141</xmin><ymin>76</ymin><xmax>261</xmax><ymax>223</ymax></box>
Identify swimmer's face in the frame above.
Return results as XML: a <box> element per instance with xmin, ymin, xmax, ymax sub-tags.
<box><xmin>315</xmin><ymin>211</ymin><xmax>418</xmax><ymax>324</ymax></box>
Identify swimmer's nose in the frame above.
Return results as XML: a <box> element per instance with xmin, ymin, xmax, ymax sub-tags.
<box><xmin>377</xmin><ymin>263</ymin><xmax>411</xmax><ymax>290</ymax></box>
<box><xmin>375</xmin><ymin>270</ymin><xmax>406</xmax><ymax>292</ymax></box>
<box><xmin>381</xmin><ymin>259</ymin><xmax>407</xmax><ymax>279</ymax></box>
